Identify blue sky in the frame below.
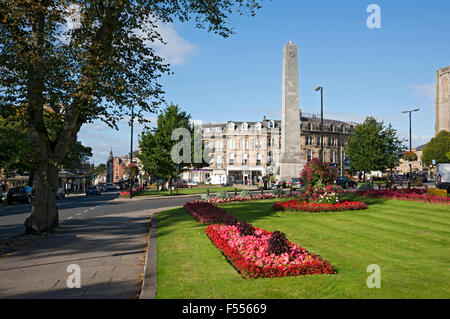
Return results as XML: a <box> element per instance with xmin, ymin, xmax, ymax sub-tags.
<box><xmin>79</xmin><ymin>0</ymin><xmax>450</xmax><ymax>164</ymax></box>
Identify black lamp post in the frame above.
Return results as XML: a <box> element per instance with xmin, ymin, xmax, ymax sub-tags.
<box><xmin>315</xmin><ymin>86</ymin><xmax>324</xmax><ymax>161</ymax></box>
<box><xmin>402</xmin><ymin>107</ymin><xmax>420</xmax><ymax>189</ymax></box>
<box><xmin>129</xmin><ymin>104</ymin><xmax>134</xmax><ymax>199</ymax></box>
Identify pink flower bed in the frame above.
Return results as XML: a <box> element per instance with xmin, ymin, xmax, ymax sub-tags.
<box><xmin>352</xmin><ymin>189</ymin><xmax>449</xmax><ymax>205</ymax></box>
<box><xmin>272</xmin><ymin>199</ymin><xmax>367</xmax><ymax>212</ymax></box>
<box><xmin>194</xmin><ymin>192</ymin><xmax>298</xmax><ymax>205</ymax></box>
<box><xmin>206</xmin><ymin>224</ymin><xmax>335</xmax><ymax>279</ymax></box>
<box><xmin>183</xmin><ymin>202</ymin><xmax>237</xmax><ymax>224</ymax></box>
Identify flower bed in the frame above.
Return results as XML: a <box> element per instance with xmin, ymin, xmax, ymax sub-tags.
<box><xmin>352</xmin><ymin>189</ymin><xmax>449</xmax><ymax>205</ymax></box>
<box><xmin>194</xmin><ymin>192</ymin><xmax>299</xmax><ymax>205</ymax></box>
<box><xmin>206</xmin><ymin>223</ymin><xmax>335</xmax><ymax>279</ymax></box>
<box><xmin>119</xmin><ymin>186</ymin><xmax>144</xmax><ymax>196</ymax></box>
<box><xmin>272</xmin><ymin>199</ymin><xmax>367</xmax><ymax>212</ymax></box>
<box><xmin>183</xmin><ymin>202</ymin><xmax>237</xmax><ymax>225</ymax></box>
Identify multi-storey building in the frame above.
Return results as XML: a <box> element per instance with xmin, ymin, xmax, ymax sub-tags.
<box><xmin>198</xmin><ymin>114</ymin><xmax>356</xmax><ymax>184</ymax></box>
<box><xmin>106</xmin><ymin>149</ymin><xmax>124</xmax><ymax>184</ymax></box>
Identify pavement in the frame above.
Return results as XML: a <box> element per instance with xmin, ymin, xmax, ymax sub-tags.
<box><xmin>0</xmin><ymin>192</ymin><xmax>196</xmax><ymax>298</ymax></box>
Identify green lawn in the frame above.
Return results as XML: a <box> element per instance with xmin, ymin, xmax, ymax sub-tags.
<box><xmin>156</xmin><ymin>197</ymin><xmax>449</xmax><ymax>299</ymax></box>
<box><xmin>133</xmin><ymin>185</ymin><xmax>248</xmax><ymax>197</ymax></box>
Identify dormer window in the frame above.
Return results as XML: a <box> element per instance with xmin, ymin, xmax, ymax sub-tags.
<box><xmin>228</xmin><ymin>122</ymin><xmax>235</xmax><ymax>130</ymax></box>
<box><xmin>242</xmin><ymin>122</ymin><xmax>249</xmax><ymax>130</ymax></box>
<box><xmin>255</xmin><ymin>122</ymin><xmax>262</xmax><ymax>130</ymax></box>
<box><xmin>269</xmin><ymin>120</ymin><xmax>274</xmax><ymax>128</ymax></box>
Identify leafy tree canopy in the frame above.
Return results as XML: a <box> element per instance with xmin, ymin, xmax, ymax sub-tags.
<box><xmin>346</xmin><ymin>116</ymin><xmax>406</xmax><ymax>174</ymax></box>
<box><xmin>138</xmin><ymin>104</ymin><xmax>208</xmax><ymax>189</ymax></box>
<box><xmin>422</xmin><ymin>130</ymin><xmax>450</xmax><ymax>166</ymax></box>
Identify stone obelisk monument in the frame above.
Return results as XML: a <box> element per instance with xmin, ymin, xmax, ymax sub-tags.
<box><xmin>278</xmin><ymin>41</ymin><xmax>305</xmax><ymax>181</ymax></box>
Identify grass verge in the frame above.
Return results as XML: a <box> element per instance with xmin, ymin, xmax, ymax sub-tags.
<box><xmin>156</xmin><ymin>197</ymin><xmax>449</xmax><ymax>298</ymax></box>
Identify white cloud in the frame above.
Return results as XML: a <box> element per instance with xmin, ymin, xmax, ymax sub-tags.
<box><xmin>141</xmin><ymin>22</ymin><xmax>198</xmax><ymax>66</ymax></box>
<box><xmin>410</xmin><ymin>83</ymin><xmax>435</xmax><ymax>101</ymax></box>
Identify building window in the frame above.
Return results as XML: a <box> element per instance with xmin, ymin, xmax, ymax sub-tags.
<box><xmin>240</xmin><ymin>139</ymin><xmax>248</xmax><ymax>150</ymax></box>
<box><xmin>242</xmin><ymin>154</ymin><xmax>248</xmax><ymax>165</ymax></box>
<box><xmin>255</xmin><ymin>122</ymin><xmax>262</xmax><ymax>130</ymax></box>
<box><xmin>216</xmin><ymin>155</ymin><xmax>222</xmax><ymax>169</ymax></box>
<box><xmin>227</xmin><ymin>139</ymin><xmax>235</xmax><ymax>150</ymax></box>
<box><xmin>256</xmin><ymin>153</ymin><xmax>262</xmax><ymax>166</ymax></box>
<box><xmin>254</xmin><ymin>139</ymin><xmax>262</xmax><ymax>149</ymax></box>
<box><xmin>229</xmin><ymin>153</ymin><xmax>234</xmax><ymax>166</ymax></box>
<box><xmin>228</xmin><ymin>123</ymin><xmax>234</xmax><ymax>130</ymax></box>
<box><xmin>214</xmin><ymin>140</ymin><xmax>223</xmax><ymax>152</ymax></box>
<box><xmin>268</xmin><ymin>151</ymin><xmax>273</xmax><ymax>164</ymax></box>
<box><xmin>268</xmin><ymin>137</ymin><xmax>275</xmax><ymax>147</ymax></box>
<box><xmin>242</xmin><ymin>122</ymin><xmax>248</xmax><ymax>130</ymax></box>
<box><xmin>269</xmin><ymin>120</ymin><xmax>274</xmax><ymax>128</ymax></box>
<box><xmin>307</xmin><ymin>149</ymin><xmax>312</xmax><ymax>162</ymax></box>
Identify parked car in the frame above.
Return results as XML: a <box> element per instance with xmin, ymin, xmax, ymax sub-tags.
<box><xmin>291</xmin><ymin>178</ymin><xmax>304</xmax><ymax>189</ymax></box>
<box><xmin>435</xmin><ymin>163</ymin><xmax>450</xmax><ymax>192</ymax></box>
<box><xmin>187</xmin><ymin>181</ymin><xmax>198</xmax><ymax>188</ymax></box>
<box><xmin>1</xmin><ymin>192</ymin><xmax>7</xmax><ymax>203</ymax></box>
<box><xmin>97</xmin><ymin>184</ymin><xmax>107</xmax><ymax>192</ymax></box>
<box><xmin>56</xmin><ymin>187</ymin><xmax>66</xmax><ymax>200</ymax></box>
<box><xmin>336</xmin><ymin>176</ymin><xmax>357</xmax><ymax>189</ymax></box>
<box><xmin>418</xmin><ymin>173</ymin><xmax>428</xmax><ymax>183</ymax></box>
<box><xmin>7</xmin><ymin>186</ymin><xmax>33</xmax><ymax>204</ymax></box>
<box><xmin>86</xmin><ymin>185</ymin><xmax>101</xmax><ymax>196</ymax></box>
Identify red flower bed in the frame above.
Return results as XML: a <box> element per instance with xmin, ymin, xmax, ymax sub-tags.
<box><xmin>206</xmin><ymin>224</ymin><xmax>335</xmax><ymax>279</ymax></box>
<box><xmin>352</xmin><ymin>189</ymin><xmax>449</xmax><ymax>205</ymax></box>
<box><xmin>273</xmin><ymin>199</ymin><xmax>367</xmax><ymax>212</ymax></box>
<box><xmin>183</xmin><ymin>202</ymin><xmax>237</xmax><ymax>225</ymax></box>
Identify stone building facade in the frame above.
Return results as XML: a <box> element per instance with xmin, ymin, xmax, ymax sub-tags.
<box><xmin>435</xmin><ymin>66</ymin><xmax>450</xmax><ymax>135</ymax></box>
<box><xmin>106</xmin><ymin>149</ymin><xmax>124</xmax><ymax>184</ymax></box>
<box><xmin>199</xmin><ymin>114</ymin><xmax>356</xmax><ymax>184</ymax></box>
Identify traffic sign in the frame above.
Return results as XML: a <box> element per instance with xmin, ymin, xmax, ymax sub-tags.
<box><xmin>343</xmin><ymin>157</ymin><xmax>350</xmax><ymax>166</ymax></box>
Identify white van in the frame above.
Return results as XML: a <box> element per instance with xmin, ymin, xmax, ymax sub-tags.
<box><xmin>435</xmin><ymin>163</ymin><xmax>450</xmax><ymax>191</ymax></box>
<box><xmin>205</xmin><ymin>175</ymin><xmax>232</xmax><ymax>186</ymax></box>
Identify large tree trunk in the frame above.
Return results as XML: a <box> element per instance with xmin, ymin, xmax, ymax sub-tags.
<box><xmin>25</xmin><ymin>161</ymin><xmax>59</xmax><ymax>234</ymax></box>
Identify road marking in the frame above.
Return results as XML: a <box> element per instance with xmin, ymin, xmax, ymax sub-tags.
<box><xmin>67</xmin><ymin>216</ymin><xmax>73</xmax><ymax>220</ymax></box>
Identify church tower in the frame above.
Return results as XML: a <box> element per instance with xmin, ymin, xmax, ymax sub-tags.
<box><xmin>435</xmin><ymin>66</ymin><xmax>450</xmax><ymax>136</ymax></box>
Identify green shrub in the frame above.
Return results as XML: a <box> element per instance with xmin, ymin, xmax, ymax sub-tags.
<box><xmin>216</xmin><ymin>191</ymin><xmax>229</xmax><ymax>199</ymax></box>
<box><xmin>239</xmin><ymin>190</ymin><xmax>252</xmax><ymax>198</ymax></box>
<box><xmin>272</xmin><ymin>188</ymin><xmax>285</xmax><ymax>196</ymax></box>
<box><xmin>200</xmin><ymin>194</ymin><xmax>210</xmax><ymax>202</ymax></box>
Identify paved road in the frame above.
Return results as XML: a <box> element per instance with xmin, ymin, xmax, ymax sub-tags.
<box><xmin>0</xmin><ymin>192</ymin><xmax>201</xmax><ymax>298</ymax></box>
<box><xmin>0</xmin><ymin>191</ymin><xmax>200</xmax><ymax>241</ymax></box>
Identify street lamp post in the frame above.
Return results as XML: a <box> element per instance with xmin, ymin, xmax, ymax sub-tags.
<box><xmin>315</xmin><ymin>86</ymin><xmax>324</xmax><ymax>161</ymax></box>
<box><xmin>129</xmin><ymin>104</ymin><xmax>134</xmax><ymax>199</ymax></box>
<box><xmin>401</xmin><ymin>108</ymin><xmax>420</xmax><ymax>189</ymax></box>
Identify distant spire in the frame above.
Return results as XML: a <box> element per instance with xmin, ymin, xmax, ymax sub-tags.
<box><xmin>109</xmin><ymin>147</ymin><xmax>113</xmax><ymax>159</ymax></box>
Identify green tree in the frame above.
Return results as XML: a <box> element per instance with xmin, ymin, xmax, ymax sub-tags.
<box><xmin>94</xmin><ymin>163</ymin><xmax>107</xmax><ymax>176</ymax></box>
<box><xmin>346</xmin><ymin>116</ymin><xmax>406</xmax><ymax>180</ymax></box>
<box><xmin>422</xmin><ymin>130</ymin><xmax>450</xmax><ymax>166</ymax></box>
<box><xmin>138</xmin><ymin>104</ymin><xmax>208</xmax><ymax>195</ymax></box>
<box><xmin>0</xmin><ymin>0</ymin><xmax>263</xmax><ymax>233</ymax></box>
<box><xmin>0</xmin><ymin>103</ymin><xmax>92</xmax><ymax>185</ymax></box>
